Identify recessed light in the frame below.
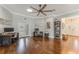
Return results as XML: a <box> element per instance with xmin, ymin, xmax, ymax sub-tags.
<box><xmin>26</xmin><ymin>9</ymin><xmax>32</xmax><ymax>12</ymax></box>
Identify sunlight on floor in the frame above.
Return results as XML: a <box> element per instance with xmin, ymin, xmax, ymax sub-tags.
<box><xmin>16</xmin><ymin>37</ymin><xmax>29</xmax><ymax>54</ymax></box>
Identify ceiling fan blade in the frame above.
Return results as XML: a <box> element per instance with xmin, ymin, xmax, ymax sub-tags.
<box><xmin>31</xmin><ymin>6</ymin><xmax>38</xmax><ymax>11</ymax></box>
<box><xmin>39</xmin><ymin>4</ymin><xmax>42</xmax><ymax>7</ymax></box>
<box><xmin>43</xmin><ymin>10</ymin><xmax>53</xmax><ymax>12</ymax></box>
<box><xmin>37</xmin><ymin>12</ymin><xmax>40</xmax><ymax>16</ymax></box>
<box><xmin>38</xmin><ymin>4</ymin><xmax>42</xmax><ymax>9</ymax></box>
<box><xmin>43</xmin><ymin>9</ymin><xmax>55</xmax><ymax>12</ymax></box>
<box><xmin>41</xmin><ymin>4</ymin><xmax>47</xmax><ymax>10</ymax></box>
<box><xmin>41</xmin><ymin>11</ymin><xmax>47</xmax><ymax>16</ymax></box>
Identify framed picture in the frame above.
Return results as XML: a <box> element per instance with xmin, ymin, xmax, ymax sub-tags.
<box><xmin>47</xmin><ymin>22</ymin><xmax>50</xmax><ymax>29</ymax></box>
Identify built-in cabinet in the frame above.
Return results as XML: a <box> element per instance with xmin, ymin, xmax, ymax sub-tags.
<box><xmin>54</xmin><ymin>18</ymin><xmax>61</xmax><ymax>39</ymax></box>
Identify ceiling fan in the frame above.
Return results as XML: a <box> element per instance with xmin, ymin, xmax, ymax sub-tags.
<box><xmin>30</xmin><ymin>4</ymin><xmax>55</xmax><ymax>16</ymax></box>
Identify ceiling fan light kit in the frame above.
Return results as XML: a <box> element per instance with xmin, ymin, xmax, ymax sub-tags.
<box><xmin>26</xmin><ymin>8</ymin><xmax>32</xmax><ymax>12</ymax></box>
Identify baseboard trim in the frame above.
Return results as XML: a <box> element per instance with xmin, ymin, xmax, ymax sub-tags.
<box><xmin>63</xmin><ymin>34</ymin><xmax>79</xmax><ymax>37</ymax></box>
<box><xmin>49</xmin><ymin>36</ymin><xmax>54</xmax><ymax>39</ymax></box>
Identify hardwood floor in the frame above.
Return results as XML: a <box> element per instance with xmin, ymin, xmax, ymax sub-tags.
<box><xmin>0</xmin><ymin>35</ymin><xmax>79</xmax><ymax>54</ymax></box>
<box><xmin>18</xmin><ymin>36</ymin><xmax>79</xmax><ymax>54</ymax></box>
<box><xmin>27</xmin><ymin>37</ymin><xmax>62</xmax><ymax>54</ymax></box>
<box><xmin>0</xmin><ymin>43</ymin><xmax>16</xmax><ymax>54</ymax></box>
<box><xmin>62</xmin><ymin>35</ymin><xmax>79</xmax><ymax>54</ymax></box>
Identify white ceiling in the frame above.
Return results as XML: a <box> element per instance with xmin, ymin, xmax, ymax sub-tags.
<box><xmin>2</xmin><ymin>4</ymin><xmax>79</xmax><ymax>17</ymax></box>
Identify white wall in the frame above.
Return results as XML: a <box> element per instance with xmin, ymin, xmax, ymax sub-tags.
<box><xmin>31</xmin><ymin>17</ymin><xmax>54</xmax><ymax>38</ymax></box>
<box><xmin>0</xmin><ymin>6</ymin><xmax>13</xmax><ymax>33</ymax></box>
<box><xmin>12</xmin><ymin>13</ymin><xmax>55</xmax><ymax>38</ymax></box>
<box><xmin>31</xmin><ymin>18</ymin><xmax>46</xmax><ymax>32</ymax></box>
<box><xmin>62</xmin><ymin>16</ymin><xmax>79</xmax><ymax>36</ymax></box>
<box><xmin>0</xmin><ymin>5</ymin><xmax>54</xmax><ymax>38</ymax></box>
<box><xmin>45</xmin><ymin>17</ymin><xmax>54</xmax><ymax>38</ymax></box>
<box><xmin>12</xmin><ymin>14</ymin><xmax>46</xmax><ymax>37</ymax></box>
<box><xmin>12</xmin><ymin>14</ymin><xmax>32</xmax><ymax>37</ymax></box>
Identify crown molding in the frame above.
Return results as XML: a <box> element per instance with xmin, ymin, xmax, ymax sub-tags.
<box><xmin>2</xmin><ymin>4</ymin><xmax>79</xmax><ymax>19</ymax></box>
<box><xmin>0</xmin><ymin>4</ymin><xmax>57</xmax><ymax>19</ymax></box>
<box><xmin>0</xmin><ymin>4</ymin><xmax>14</xmax><ymax>14</ymax></box>
<box><xmin>58</xmin><ymin>8</ymin><xmax>79</xmax><ymax>18</ymax></box>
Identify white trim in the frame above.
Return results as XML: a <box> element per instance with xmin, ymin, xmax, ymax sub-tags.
<box><xmin>12</xmin><ymin>11</ymin><xmax>57</xmax><ymax>18</ymax></box>
<box><xmin>58</xmin><ymin>9</ymin><xmax>79</xmax><ymax>17</ymax></box>
<box><xmin>49</xmin><ymin>36</ymin><xmax>54</xmax><ymax>39</ymax></box>
<box><xmin>1</xmin><ymin>4</ymin><xmax>79</xmax><ymax>18</ymax></box>
<box><xmin>0</xmin><ymin>4</ymin><xmax>14</xmax><ymax>14</ymax></box>
<box><xmin>0</xmin><ymin>4</ymin><xmax>57</xmax><ymax>18</ymax></box>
